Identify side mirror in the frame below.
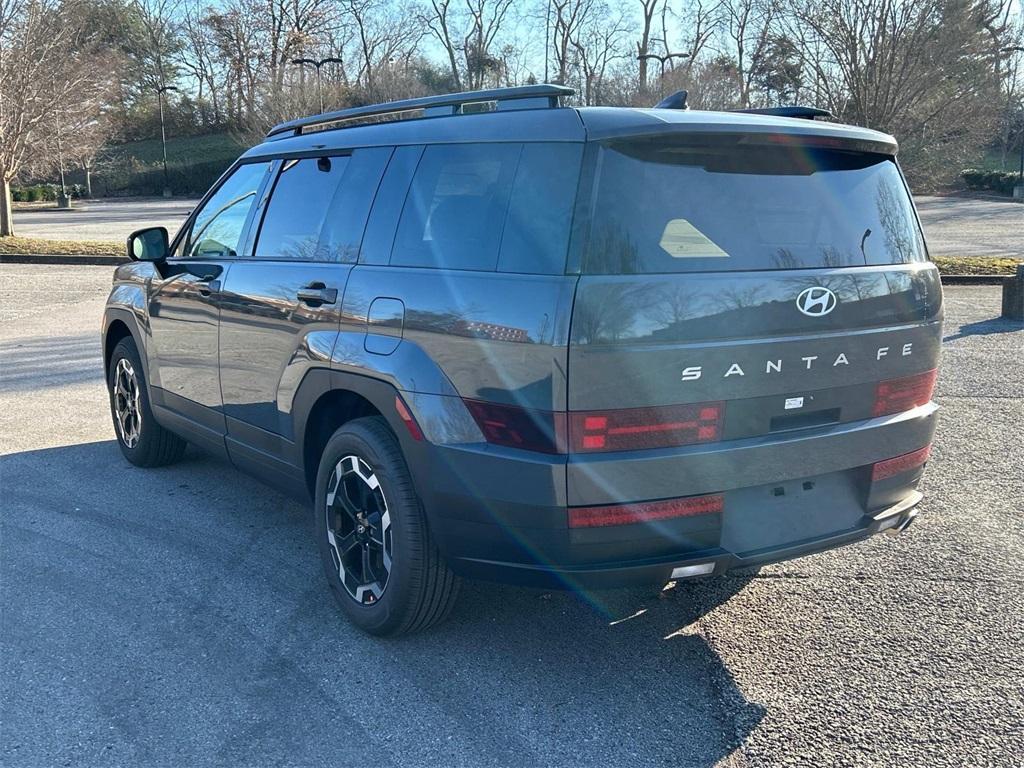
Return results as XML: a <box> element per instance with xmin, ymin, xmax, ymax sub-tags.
<box><xmin>127</xmin><ymin>226</ymin><xmax>169</xmax><ymax>262</ymax></box>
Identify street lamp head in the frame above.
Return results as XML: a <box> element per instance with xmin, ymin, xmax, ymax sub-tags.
<box><xmin>292</xmin><ymin>58</ymin><xmax>317</xmax><ymax>66</ymax></box>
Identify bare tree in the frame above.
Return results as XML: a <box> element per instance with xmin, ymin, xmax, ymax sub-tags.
<box><xmin>0</xmin><ymin>0</ymin><xmax>113</xmax><ymax>235</ymax></box>
<box><xmin>343</xmin><ymin>0</ymin><xmax>423</xmax><ymax>97</ymax></box>
<box><xmin>463</xmin><ymin>0</ymin><xmax>515</xmax><ymax>89</ymax></box>
<box><xmin>784</xmin><ymin>0</ymin><xmax>1004</xmax><ymax>188</ymax></box>
<box><xmin>421</xmin><ymin>0</ymin><xmax>464</xmax><ymax>89</ymax></box>
<box><xmin>635</xmin><ymin>0</ymin><xmax>663</xmax><ymax>94</ymax></box>
<box><xmin>178</xmin><ymin>0</ymin><xmax>224</xmax><ymax>125</ymax></box>
<box><xmin>721</xmin><ymin>0</ymin><xmax>778</xmax><ymax>107</ymax></box>
<box><xmin>571</xmin><ymin>1</ymin><xmax>631</xmax><ymax>103</ymax></box>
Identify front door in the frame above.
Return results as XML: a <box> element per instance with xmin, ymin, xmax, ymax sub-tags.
<box><xmin>148</xmin><ymin>160</ymin><xmax>274</xmax><ymax>440</ymax></box>
<box><xmin>217</xmin><ymin>148</ymin><xmax>392</xmax><ymax>475</ymax></box>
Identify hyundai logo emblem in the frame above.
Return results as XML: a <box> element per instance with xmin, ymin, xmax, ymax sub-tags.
<box><xmin>796</xmin><ymin>286</ymin><xmax>838</xmax><ymax>317</ymax></box>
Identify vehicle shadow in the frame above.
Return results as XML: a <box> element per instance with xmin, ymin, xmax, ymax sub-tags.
<box><xmin>3</xmin><ymin>439</ymin><xmax>765</xmax><ymax>766</ymax></box>
<box><xmin>943</xmin><ymin>315</ymin><xmax>1024</xmax><ymax>342</ymax></box>
<box><xmin>0</xmin><ymin>333</ymin><xmax>103</xmax><ymax>392</ymax></box>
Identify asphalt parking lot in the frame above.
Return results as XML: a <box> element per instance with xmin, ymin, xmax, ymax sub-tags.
<box><xmin>13</xmin><ymin>198</ymin><xmax>198</xmax><ymax>242</ymax></box>
<box><xmin>11</xmin><ymin>194</ymin><xmax>1024</xmax><ymax>259</ymax></box>
<box><xmin>914</xmin><ymin>195</ymin><xmax>1023</xmax><ymax>258</ymax></box>
<box><xmin>1</xmin><ymin>265</ymin><xmax>1022</xmax><ymax>767</ymax></box>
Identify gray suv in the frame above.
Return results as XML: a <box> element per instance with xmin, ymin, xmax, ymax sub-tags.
<box><xmin>103</xmin><ymin>85</ymin><xmax>941</xmax><ymax>636</ymax></box>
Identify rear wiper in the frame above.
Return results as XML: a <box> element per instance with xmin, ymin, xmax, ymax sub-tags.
<box><xmin>860</xmin><ymin>228</ymin><xmax>872</xmax><ymax>259</ymax></box>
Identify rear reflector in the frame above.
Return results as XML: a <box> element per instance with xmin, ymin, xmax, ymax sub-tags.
<box><xmin>568</xmin><ymin>402</ymin><xmax>724</xmax><ymax>453</ymax></box>
<box><xmin>873</xmin><ymin>369</ymin><xmax>937</xmax><ymax>417</ymax></box>
<box><xmin>394</xmin><ymin>396</ymin><xmax>423</xmax><ymax>441</ymax></box>
<box><xmin>568</xmin><ymin>493</ymin><xmax>723</xmax><ymax>529</ymax></box>
<box><xmin>872</xmin><ymin>445</ymin><xmax>931</xmax><ymax>481</ymax></box>
<box><xmin>463</xmin><ymin>399</ymin><xmax>566</xmax><ymax>455</ymax></box>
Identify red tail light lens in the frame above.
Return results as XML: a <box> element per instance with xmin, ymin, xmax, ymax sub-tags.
<box><xmin>872</xmin><ymin>445</ymin><xmax>931</xmax><ymax>481</ymax></box>
<box><xmin>568</xmin><ymin>493</ymin><xmax>724</xmax><ymax>529</ymax></box>
<box><xmin>568</xmin><ymin>402</ymin><xmax>724</xmax><ymax>453</ymax></box>
<box><xmin>463</xmin><ymin>400</ymin><xmax>566</xmax><ymax>454</ymax></box>
<box><xmin>873</xmin><ymin>369</ymin><xmax>937</xmax><ymax>417</ymax></box>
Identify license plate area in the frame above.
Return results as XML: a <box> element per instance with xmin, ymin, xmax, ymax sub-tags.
<box><xmin>721</xmin><ymin>470</ymin><xmax>865</xmax><ymax>556</ymax></box>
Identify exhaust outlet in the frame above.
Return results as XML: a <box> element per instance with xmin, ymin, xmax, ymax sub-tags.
<box><xmin>885</xmin><ymin>508</ymin><xmax>918</xmax><ymax>537</ymax></box>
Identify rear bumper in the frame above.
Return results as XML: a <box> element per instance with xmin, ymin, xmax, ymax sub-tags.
<box><xmin>405</xmin><ymin>402</ymin><xmax>937</xmax><ymax>589</ymax></box>
<box><xmin>445</xmin><ymin>491</ymin><xmax>923</xmax><ymax>589</ymax></box>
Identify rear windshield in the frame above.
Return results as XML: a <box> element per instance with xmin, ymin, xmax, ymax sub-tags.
<box><xmin>584</xmin><ymin>138</ymin><xmax>926</xmax><ymax>274</ymax></box>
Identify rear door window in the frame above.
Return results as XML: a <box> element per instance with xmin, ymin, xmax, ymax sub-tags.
<box><xmin>585</xmin><ymin>140</ymin><xmax>926</xmax><ymax>274</ymax></box>
<box><xmin>391</xmin><ymin>143</ymin><xmax>520</xmax><ymax>271</ymax></box>
<box><xmin>254</xmin><ymin>155</ymin><xmax>351</xmax><ymax>261</ymax></box>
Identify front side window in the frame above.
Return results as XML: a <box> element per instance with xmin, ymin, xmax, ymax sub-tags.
<box><xmin>585</xmin><ymin>139</ymin><xmax>926</xmax><ymax>274</ymax></box>
<box><xmin>185</xmin><ymin>161</ymin><xmax>271</xmax><ymax>259</ymax></box>
<box><xmin>391</xmin><ymin>143</ymin><xmax>520</xmax><ymax>271</ymax></box>
<box><xmin>254</xmin><ymin>155</ymin><xmax>351</xmax><ymax>261</ymax></box>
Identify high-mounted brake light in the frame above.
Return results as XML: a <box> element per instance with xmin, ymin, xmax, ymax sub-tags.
<box><xmin>568</xmin><ymin>402</ymin><xmax>724</xmax><ymax>453</ymax></box>
<box><xmin>568</xmin><ymin>493</ymin><xmax>724</xmax><ymax>529</ymax></box>
<box><xmin>463</xmin><ymin>400</ymin><xmax>566</xmax><ymax>455</ymax></box>
<box><xmin>872</xmin><ymin>445</ymin><xmax>931</xmax><ymax>481</ymax></box>
<box><xmin>873</xmin><ymin>369</ymin><xmax>937</xmax><ymax>417</ymax></box>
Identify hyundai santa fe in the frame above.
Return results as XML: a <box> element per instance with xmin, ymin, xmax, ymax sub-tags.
<box><xmin>103</xmin><ymin>84</ymin><xmax>941</xmax><ymax>636</ymax></box>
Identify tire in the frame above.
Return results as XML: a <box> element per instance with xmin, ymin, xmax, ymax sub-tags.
<box><xmin>107</xmin><ymin>337</ymin><xmax>187</xmax><ymax>467</ymax></box>
<box><xmin>314</xmin><ymin>416</ymin><xmax>459</xmax><ymax>637</ymax></box>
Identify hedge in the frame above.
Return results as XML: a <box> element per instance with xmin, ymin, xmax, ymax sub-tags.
<box><xmin>960</xmin><ymin>169</ymin><xmax>1022</xmax><ymax>196</ymax></box>
<box><xmin>93</xmin><ymin>159</ymin><xmax>230</xmax><ymax>197</ymax></box>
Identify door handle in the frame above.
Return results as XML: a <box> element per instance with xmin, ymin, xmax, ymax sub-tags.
<box><xmin>296</xmin><ymin>283</ymin><xmax>338</xmax><ymax>306</ymax></box>
<box><xmin>197</xmin><ymin>279</ymin><xmax>221</xmax><ymax>296</ymax></box>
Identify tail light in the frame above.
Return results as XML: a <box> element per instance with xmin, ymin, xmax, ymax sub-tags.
<box><xmin>568</xmin><ymin>493</ymin><xmax>724</xmax><ymax>529</ymax></box>
<box><xmin>568</xmin><ymin>402</ymin><xmax>724</xmax><ymax>453</ymax></box>
<box><xmin>872</xmin><ymin>445</ymin><xmax>931</xmax><ymax>481</ymax></box>
<box><xmin>873</xmin><ymin>369</ymin><xmax>937</xmax><ymax>417</ymax></box>
<box><xmin>463</xmin><ymin>399</ymin><xmax>566</xmax><ymax>454</ymax></box>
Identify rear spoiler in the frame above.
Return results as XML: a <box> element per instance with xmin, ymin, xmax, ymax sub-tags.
<box><xmin>731</xmin><ymin>106</ymin><xmax>832</xmax><ymax>120</ymax></box>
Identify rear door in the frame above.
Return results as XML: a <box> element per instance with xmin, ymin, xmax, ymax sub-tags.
<box><xmin>217</xmin><ymin>148</ymin><xmax>391</xmax><ymax>474</ymax></box>
<box><xmin>566</xmin><ymin>134</ymin><xmax>943</xmax><ymax>505</ymax></box>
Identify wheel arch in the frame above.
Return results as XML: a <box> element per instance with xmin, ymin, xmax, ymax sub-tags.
<box><xmin>103</xmin><ymin>310</ymin><xmax>147</xmax><ymax>380</ymax></box>
<box><xmin>295</xmin><ymin>369</ymin><xmax>416</xmax><ymax>499</ymax></box>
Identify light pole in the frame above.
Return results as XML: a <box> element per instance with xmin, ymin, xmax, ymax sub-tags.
<box><xmin>156</xmin><ymin>84</ymin><xmax>179</xmax><ymax>198</ymax></box>
<box><xmin>1002</xmin><ymin>46</ymin><xmax>1024</xmax><ymax>195</ymax></box>
<box><xmin>291</xmin><ymin>57</ymin><xmax>345</xmax><ymax>114</ymax></box>
<box><xmin>637</xmin><ymin>52</ymin><xmax>690</xmax><ymax>95</ymax></box>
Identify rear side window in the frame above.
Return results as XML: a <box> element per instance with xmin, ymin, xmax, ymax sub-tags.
<box><xmin>255</xmin><ymin>155</ymin><xmax>351</xmax><ymax>261</ymax></box>
<box><xmin>498</xmin><ymin>143</ymin><xmax>583</xmax><ymax>274</ymax></box>
<box><xmin>392</xmin><ymin>143</ymin><xmax>519</xmax><ymax>271</ymax></box>
<box><xmin>585</xmin><ymin>140</ymin><xmax>926</xmax><ymax>274</ymax></box>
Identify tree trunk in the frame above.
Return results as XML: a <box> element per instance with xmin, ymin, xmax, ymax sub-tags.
<box><xmin>0</xmin><ymin>174</ymin><xmax>14</xmax><ymax>237</ymax></box>
<box><xmin>83</xmin><ymin>162</ymin><xmax>93</xmax><ymax>198</ymax></box>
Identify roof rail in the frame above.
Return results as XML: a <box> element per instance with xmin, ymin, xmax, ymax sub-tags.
<box><xmin>266</xmin><ymin>84</ymin><xmax>575</xmax><ymax>138</ymax></box>
<box><xmin>731</xmin><ymin>106</ymin><xmax>832</xmax><ymax>120</ymax></box>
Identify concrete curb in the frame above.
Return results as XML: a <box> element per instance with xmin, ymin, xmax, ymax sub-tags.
<box><xmin>940</xmin><ymin>274</ymin><xmax>1011</xmax><ymax>286</ymax></box>
<box><xmin>0</xmin><ymin>253</ymin><xmax>126</xmax><ymax>266</ymax></box>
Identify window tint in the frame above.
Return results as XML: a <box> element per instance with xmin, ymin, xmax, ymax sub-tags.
<box><xmin>186</xmin><ymin>161</ymin><xmax>270</xmax><ymax>259</ymax></box>
<box><xmin>498</xmin><ymin>143</ymin><xmax>582</xmax><ymax>274</ymax></box>
<box><xmin>585</xmin><ymin>141</ymin><xmax>926</xmax><ymax>274</ymax></box>
<box><xmin>317</xmin><ymin>147</ymin><xmax>392</xmax><ymax>264</ymax></box>
<box><xmin>360</xmin><ymin>146</ymin><xmax>422</xmax><ymax>266</ymax></box>
<box><xmin>254</xmin><ymin>156</ymin><xmax>350</xmax><ymax>261</ymax></box>
<box><xmin>391</xmin><ymin>143</ymin><xmax>520</xmax><ymax>271</ymax></box>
